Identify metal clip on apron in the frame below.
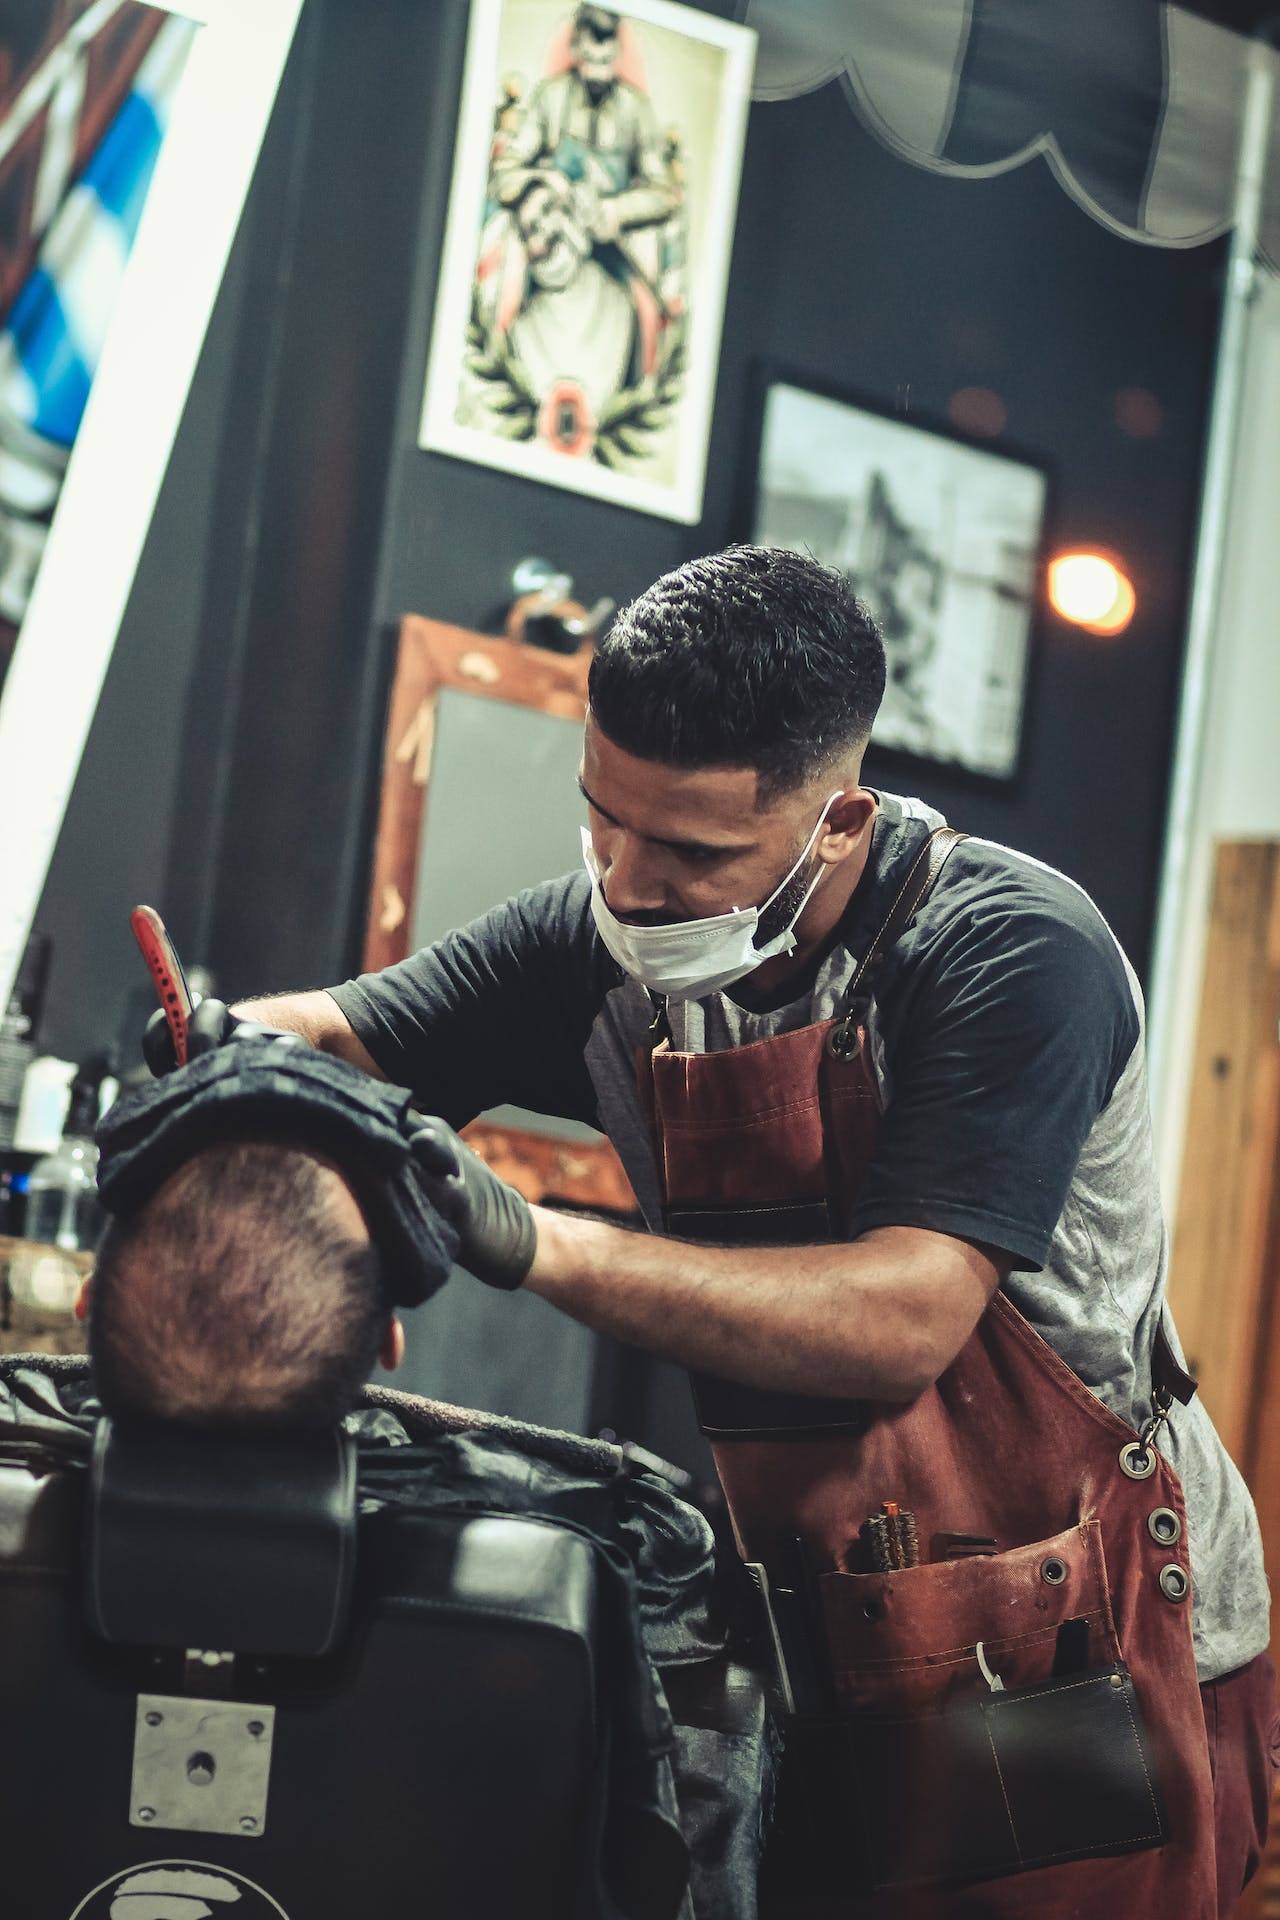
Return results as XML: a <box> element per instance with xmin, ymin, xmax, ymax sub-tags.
<box><xmin>638</xmin><ymin>829</ymin><xmax>1216</xmax><ymax>1916</ymax></box>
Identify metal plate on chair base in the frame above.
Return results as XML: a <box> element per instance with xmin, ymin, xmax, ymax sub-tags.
<box><xmin>131</xmin><ymin>1695</ymin><xmax>275</xmax><ymax>1836</ymax></box>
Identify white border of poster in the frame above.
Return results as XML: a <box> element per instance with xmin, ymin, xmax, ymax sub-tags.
<box><xmin>0</xmin><ymin>0</ymin><xmax>304</xmax><ymax>1011</ymax></box>
<box><xmin>420</xmin><ymin>0</ymin><xmax>755</xmax><ymax>524</ymax></box>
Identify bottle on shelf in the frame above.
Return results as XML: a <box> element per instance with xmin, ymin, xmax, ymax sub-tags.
<box><xmin>23</xmin><ymin>1053</ymin><xmax>113</xmax><ymax>1256</ymax></box>
<box><xmin>7</xmin><ymin>1055</ymin><xmax>76</xmax><ymax>1236</ymax></box>
<box><xmin>8</xmin><ymin>1055</ymin><xmax>114</xmax><ymax>1331</ymax></box>
<box><xmin>0</xmin><ymin>933</ymin><xmax>52</xmax><ymax>1237</ymax></box>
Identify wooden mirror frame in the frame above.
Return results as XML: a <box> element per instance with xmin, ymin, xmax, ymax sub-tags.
<box><xmin>363</xmin><ymin>616</ymin><xmax>636</xmax><ymax>1215</ymax></box>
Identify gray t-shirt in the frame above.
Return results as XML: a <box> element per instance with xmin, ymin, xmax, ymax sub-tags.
<box><xmin>332</xmin><ymin>790</ymin><xmax>1270</xmax><ymax>1682</ymax></box>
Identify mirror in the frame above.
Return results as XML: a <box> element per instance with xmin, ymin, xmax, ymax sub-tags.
<box><xmin>365</xmin><ymin>616</ymin><xmax>636</xmax><ymax>1425</ymax></box>
<box><xmin>365</xmin><ymin>614</ymin><xmax>635</xmax><ymax>1214</ymax></box>
<box><xmin>409</xmin><ymin>687</ymin><xmax>599</xmax><ymax>1144</ymax></box>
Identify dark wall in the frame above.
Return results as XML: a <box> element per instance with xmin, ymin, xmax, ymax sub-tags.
<box><xmin>368</xmin><ymin>52</ymin><xmax>1221</xmax><ymax>977</ymax></box>
<box><xmin>732</xmin><ymin>85</ymin><xmax>1222</xmax><ymax>967</ymax></box>
<box><xmin>34</xmin><ymin>0</ymin><xmax>1221</xmax><ymax>1056</ymax></box>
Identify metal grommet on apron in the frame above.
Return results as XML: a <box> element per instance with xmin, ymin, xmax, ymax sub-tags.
<box><xmin>1159</xmin><ymin>1563</ymin><xmax>1190</xmax><ymax>1603</ymax></box>
<box><xmin>1119</xmin><ymin>1443</ymin><xmax>1158</xmax><ymax>1480</ymax></box>
<box><xmin>1040</xmin><ymin>1556</ymin><xmax>1069</xmax><ymax>1586</ymax></box>
<box><xmin>1148</xmin><ymin>1507</ymin><xmax>1182</xmax><ymax>1545</ymax></box>
<box><xmin>826</xmin><ymin>1017</ymin><xmax>859</xmax><ymax>1061</ymax></box>
<box><xmin>1120</xmin><ymin>1389</ymin><xmax>1175</xmax><ymax>1482</ymax></box>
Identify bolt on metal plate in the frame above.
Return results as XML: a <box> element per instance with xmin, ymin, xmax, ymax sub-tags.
<box><xmin>130</xmin><ymin>1694</ymin><xmax>275</xmax><ymax>1836</ymax></box>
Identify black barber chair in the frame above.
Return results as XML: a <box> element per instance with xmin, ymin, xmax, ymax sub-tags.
<box><xmin>0</xmin><ymin>1418</ymin><xmax>610</xmax><ymax>1919</ymax></box>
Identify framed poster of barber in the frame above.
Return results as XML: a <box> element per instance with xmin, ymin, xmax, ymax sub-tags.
<box><xmin>420</xmin><ymin>1</ymin><xmax>755</xmax><ymax>524</ymax></box>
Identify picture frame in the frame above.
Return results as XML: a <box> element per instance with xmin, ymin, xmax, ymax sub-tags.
<box><xmin>747</xmin><ymin>372</ymin><xmax>1050</xmax><ymax>783</ymax></box>
<box><xmin>420</xmin><ymin>0</ymin><xmax>756</xmax><ymax>525</ymax></box>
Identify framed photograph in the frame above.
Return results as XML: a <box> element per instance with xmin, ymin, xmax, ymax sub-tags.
<box><xmin>420</xmin><ymin>0</ymin><xmax>755</xmax><ymax>524</ymax></box>
<box><xmin>750</xmin><ymin>378</ymin><xmax>1049</xmax><ymax>781</ymax></box>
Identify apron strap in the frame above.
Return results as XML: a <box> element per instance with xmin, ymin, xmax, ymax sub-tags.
<box><xmin>829</xmin><ymin>826</ymin><xmax>967</xmax><ymax>1056</ymax></box>
<box><xmin>1153</xmin><ymin>1312</ymin><xmax>1198</xmax><ymax>1404</ymax></box>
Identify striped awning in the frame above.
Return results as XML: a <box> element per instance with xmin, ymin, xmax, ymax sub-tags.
<box><xmin>745</xmin><ymin>0</ymin><xmax>1280</xmax><ymax>268</ymax></box>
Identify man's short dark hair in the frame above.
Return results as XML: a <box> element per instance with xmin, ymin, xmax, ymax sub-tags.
<box><xmin>90</xmin><ymin>1141</ymin><xmax>386</xmax><ymax>1432</ymax></box>
<box><xmin>587</xmin><ymin>546</ymin><xmax>887</xmax><ymax>800</ymax></box>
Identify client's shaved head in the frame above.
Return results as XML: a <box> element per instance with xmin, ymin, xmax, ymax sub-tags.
<box><xmin>89</xmin><ymin>1140</ymin><xmax>387</xmax><ymax>1430</ymax></box>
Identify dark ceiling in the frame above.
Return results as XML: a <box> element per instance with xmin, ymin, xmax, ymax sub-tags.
<box><xmin>1170</xmin><ymin>0</ymin><xmax>1279</xmax><ymax>38</ymax></box>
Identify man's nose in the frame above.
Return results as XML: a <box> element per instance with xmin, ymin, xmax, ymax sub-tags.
<box><xmin>595</xmin><ymin>831</ymin><xmax>669</xmax><ymax>919</ymax></box>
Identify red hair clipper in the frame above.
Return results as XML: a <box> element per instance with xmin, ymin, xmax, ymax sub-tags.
<box><xmin>129</xmin><ymin>906</ymin><xmax>195</xmax><ymax>1067</ymax></box>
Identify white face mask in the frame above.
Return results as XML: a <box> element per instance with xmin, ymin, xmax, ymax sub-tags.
<box><xmin>580</xmin><ymin>793</ymin><xmax>842</xmax><ymax>1001</ymax></box>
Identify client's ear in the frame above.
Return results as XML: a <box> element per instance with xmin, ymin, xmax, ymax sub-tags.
<box><xmin>74</xmin><ymin>1275</ymin><xmax>92</xmax><ymax>1324</ymax></box>
<box><xmin>379</xmin><ymin>1315</ymin><xmax>405</xmax><ymax>1372</ymax></box>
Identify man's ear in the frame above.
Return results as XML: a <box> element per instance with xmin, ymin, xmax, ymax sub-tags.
<box><xmin>379</xmin><ymin>1315</ymin><xmax>405</xmax><ymax>1372</ymax></box>
<box><xmin>819</xmin><ymin>788</ymin><xmax>877</xmax><ymax>863</ymax></box>
<box><xmin>74</xmin><ymin>1274</ymin><xmax>92</xmax><ymax>1324</ymax></box>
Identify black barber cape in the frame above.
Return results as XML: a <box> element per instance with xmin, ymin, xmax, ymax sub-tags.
<box><xmin>0</xmin><ymin>1356</ymin><xmax>773</xmax><ymax>1920</ymax></box>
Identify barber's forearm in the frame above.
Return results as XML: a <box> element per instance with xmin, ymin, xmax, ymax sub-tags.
<box><xmin>524</xmin><ymin>1215</ymin><xmax>994</xmax><ymax>1402</ymax></box>
<box><xmin>229</xmin><ymin>990</ymin><xmax>385</xmax><ymax>1079</ymax></box>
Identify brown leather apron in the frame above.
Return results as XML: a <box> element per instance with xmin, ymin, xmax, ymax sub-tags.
<box><xmin>638</xmin><ymin>831</ymin><xmax>1217</xmax><ymax>1916</ymax></box>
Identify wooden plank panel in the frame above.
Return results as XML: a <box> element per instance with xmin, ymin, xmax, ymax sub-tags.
<box><xmin>1236</xmin><ymin>973</ymin><xmax>1280</xmax><ymax>1920</ymax></box>
<box><xmin>1167</xmin><ymin>842</ymin><xmax>1280</xmax><ymax>1461</ymax></box>
<box><xmin>1170</xmin><ymin>843</ymin><xmax>1280</xmax><ymax>1920</ymax></box>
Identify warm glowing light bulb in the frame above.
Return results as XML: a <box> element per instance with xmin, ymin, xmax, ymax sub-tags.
<box><xmin>1047</xmin><ymin>552</ymin><xmax>1136</xmax><ymax>635</ymax></box>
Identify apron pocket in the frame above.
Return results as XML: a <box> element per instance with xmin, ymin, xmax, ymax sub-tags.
<box><xmin>779</xmin><ymin>1663</ymin><xmax>1167</xmax><ymax>1892</ymax></box>
<box><xmin>771</xmin><ymin>1522</ymin><xmax>1165</xmax><ymax>1891</ymax></box>
<box><xmin>816</xmin><ymin>1519</ymin><xmax>1121</xmax><ymax>1712</ymax></box>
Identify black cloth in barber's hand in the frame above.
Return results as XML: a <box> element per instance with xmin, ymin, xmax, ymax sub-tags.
<box><xmin>143</xmin><ymin>998</ymin><xmax>299</xmax><ymax>1077</ymax></box>
<box><xmin>100</xmin><ymin>1036</ymin><xmax>461</xmax><ymax>1310</ymax></box>
<box><xmin>408</xmin><ymin>1116</ymin><xmax>535</xmax><ymax>1291</ymax></box>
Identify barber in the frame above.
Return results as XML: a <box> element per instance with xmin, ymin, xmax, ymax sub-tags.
<box><xmin>151</xmin><ymin>548</ymin><xmax>1274</xmax><ymax>1916</ymax></box>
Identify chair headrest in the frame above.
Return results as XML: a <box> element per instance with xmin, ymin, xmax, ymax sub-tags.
<box><xmin>83</xmin><ymin>1418</ymin><xmax>357</xmax><ymax>1657</ymax></box>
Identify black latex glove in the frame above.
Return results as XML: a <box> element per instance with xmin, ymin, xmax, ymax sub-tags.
<box><xmin>142</xmin><ymin>997</ymin><xmax>301</xmax><ymax>1077</ymax></box>
<box><xmin>408</xmin><ymin>1115</ymin><xmax>535</xmax><ymax>1290</ymax></box>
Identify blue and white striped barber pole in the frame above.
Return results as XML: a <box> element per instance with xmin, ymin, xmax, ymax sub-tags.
<box><xmin>0</xmin><ymin>14</ymin><xmax>195</xmax><ymax>629</ymax></box>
